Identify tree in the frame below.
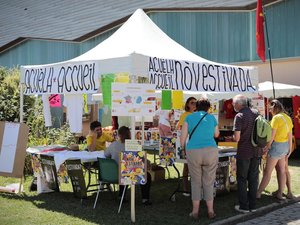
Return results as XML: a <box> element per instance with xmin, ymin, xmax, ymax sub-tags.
<box><xmin>0</xmin><ymin>67</ymin><xmax>35</xmax><ymax>122</ymax></box>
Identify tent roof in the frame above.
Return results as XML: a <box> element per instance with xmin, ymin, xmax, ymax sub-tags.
<box><xmin>21</xmin><ymin>9</ymin><xmax>257</xmax><ymax>94</ymax></box>
<box><xmin>23</xmin><ymin>9</ymin><xmax>250</xmax><ymax>75</ymax></box>
<box><xmin>71</xmin><ymin>9</ymin><xmax>211</xmax><ymax>63</ymax></box>
<box><xmin>258</xmin><ymin>81</ymin><xmax>300</xmax><ymax>98</ymax></box>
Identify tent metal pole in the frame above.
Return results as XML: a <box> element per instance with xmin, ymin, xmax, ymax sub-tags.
<box><xmin>263</xmin><ymin>6</ymin><xmax>276</xmax><ymax>99</ymax></box>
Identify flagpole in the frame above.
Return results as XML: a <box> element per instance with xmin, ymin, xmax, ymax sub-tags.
<box><xmin>262</xmin><ymin>6</ymin><xmax>276</xmax><ymax>99</ymax></box>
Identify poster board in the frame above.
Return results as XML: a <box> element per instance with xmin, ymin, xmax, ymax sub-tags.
<box><xmin>65</xmin><ymin>160</ymin><xmax>87</xmax><ymax>199</ymax></box>
<box><xmin>39</xmin><ymin>155</ymin><xmax>60</xmax><ymax>192</ymax></box>
<box><xmin>119</xmin><ymin>151</ymin><xmax>147</xmax><ymax>185</ymax></box>
<box><xmin>159</xmin><ymin>137</ymin><xmax>177</xmax><ymax>166</ymax></box>
<box><xmin>214</xmin><ymin>156</ymin><xmax>230</xmax><ymax>195</ymax></box>
<box><xmin>251</xmin><ymin>94</ymin><xmax>265</xmax><ymax>117</ymax></box>
<box><xmin>111</xmin><ymin>83</ymin><xmax>156</xmax><ymax>116</ymax></box>
<box><xmin>0</xmin><ymin>121</ymin><xmax>29</xmax><ymax>178</ymax></box>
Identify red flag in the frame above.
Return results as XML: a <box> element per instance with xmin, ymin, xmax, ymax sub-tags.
<box><xmin>256</xmin><ymin>0</ymin><xmax>266</xmax><ymax>62</ymax></box>
<box><xmin>292</xmin><ymin>96</ymin><xmax>300</xmax><ymax>138</ymax></box>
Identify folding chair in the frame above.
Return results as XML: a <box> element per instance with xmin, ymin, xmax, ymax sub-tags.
<box><xmin>93</xmin><ymin>158</ymin><xmax>126</xmax><ymax>213</ymax></box>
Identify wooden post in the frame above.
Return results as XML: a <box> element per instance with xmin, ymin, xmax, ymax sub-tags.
<box><xmin>130</xmin><ymin>184</ymin><xmax>136</xmax><ymax>222</ymax></box>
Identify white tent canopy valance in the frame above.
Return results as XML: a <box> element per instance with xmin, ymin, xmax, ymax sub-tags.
<box><xmin>20</xmin><ymin>9</ymin><xmax>258</xmax><ymax>95</ymax></box>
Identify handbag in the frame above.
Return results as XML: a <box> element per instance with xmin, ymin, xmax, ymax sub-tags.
<box><xmin>189</xmin><ymin>113</ymin><xmax>208</xmax><ymax>140</ymax></box>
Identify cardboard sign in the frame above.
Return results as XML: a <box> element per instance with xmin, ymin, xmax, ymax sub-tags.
<box><xmin>119</xmin><ymin>151</ymin><xmax>147</xmax><ymax>185</ymax></box>
<box><xmin>0</xmin><ymin>121</ymin><xmax>29</xmax><ymax>178</ymax></box>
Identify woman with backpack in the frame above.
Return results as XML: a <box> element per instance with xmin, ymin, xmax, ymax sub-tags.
<box><xmin>256</xmin><ymin>100</ymin><xmax>293</xmax><ymax>200</ymax></box>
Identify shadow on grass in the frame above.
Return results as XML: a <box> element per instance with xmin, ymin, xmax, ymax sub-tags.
<box><xmin>0</xmin><ymin>176</ymin><xmax>283</xmax><ymax>225</ymax></box>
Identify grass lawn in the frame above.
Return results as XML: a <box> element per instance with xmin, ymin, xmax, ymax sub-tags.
<box><xmin>0</xmin><ymin>158</ymin><xmax>299</xmax><ymax>225</ymax></box>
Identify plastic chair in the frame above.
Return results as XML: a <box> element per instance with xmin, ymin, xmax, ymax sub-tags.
<box><xmin>93</xmin><ymin>158</ymin><xmax>126</xmax><ymax>213</ymax></box>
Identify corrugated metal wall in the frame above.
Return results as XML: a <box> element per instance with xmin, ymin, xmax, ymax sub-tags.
<box><xmin>0</xmin><ymin>39</ymin><xmax>79</xmax><ymax>68</ymax></box>
<box><xmin>79</xmin><ymin>28</ymin><xmax>118</xmax><ymax>54</ymax></box>
<box><xmin>149</xmin><ymin>11</ymin><xmax>251</xmax><ymax>63</ymax></box>
<box><xmin>1</xmin><ymin>0</ymin><xmax>299</xmax><ymax>68</ymax></box>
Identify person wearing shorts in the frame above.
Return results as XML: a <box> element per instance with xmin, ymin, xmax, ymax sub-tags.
<box><xmin>257</xmin><ymin>100</ymin><xmax>293</xmax><ymax>200</ymax></box>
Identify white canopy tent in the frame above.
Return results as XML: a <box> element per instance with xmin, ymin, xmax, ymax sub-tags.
<box><xmin>19</xmin><ymin>9</ymin><xmax>260</xmax><ymax>222</ymax></box>
<box><xmin>258</xmin><ymin>81</ymin><xmax>300</xmax><ymax>98</ymax></box>
<box><xmin>20</xmin><ymin>8</ymin><xmax>258</xmax><ymax>96</ymax></box>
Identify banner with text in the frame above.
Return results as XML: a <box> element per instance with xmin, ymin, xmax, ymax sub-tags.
<box><xmin>148</xmin><ymin>57</ymin><xmax>258</xmax><ymax>92</ymax></box>
<box><xmin>21</xmin><ymin>61</ymin><xmax>100</xmax><ymax>95</ymax></box>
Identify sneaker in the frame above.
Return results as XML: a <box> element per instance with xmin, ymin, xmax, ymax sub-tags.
<box><xmin>183</xmin><ymin>192</ymin><xmax>191</xmax><ymax>197</ymax></box>
<box><xmin>250</xmin><ymin>209</ymin><xmax>257</xmax><ymax>212</ymax></box>
<box><xmin>234</xmin><ymin>205</ymin><xmax>250</xmax><ymax>213</ymax></box>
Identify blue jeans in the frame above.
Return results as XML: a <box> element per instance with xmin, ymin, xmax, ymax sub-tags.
<box><xmin>237</xmin><ymin>157</ymin><xmax>260</xmax><ymax>210</ymax></box>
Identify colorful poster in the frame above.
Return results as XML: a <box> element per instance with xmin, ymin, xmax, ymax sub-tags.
<box><xmin>209</xmin><ymin>99</ymin><xmax>219</xmax><ymax>122</ymax></box>
<box><xmin>252</xmin><ymin>94</ymin><xmax>265</xmax><ymax>117</ymax></box>
<box><xmin>111</xmin><ymin>83</ymin><xmax>156</xmax><ymax>116</ymax></box>
<box><xmin>49</xmin><ymin>94</ymin><xmax>61</xmax><ymax>107</ymax></box>
<box><xmin>138</xmin><ymin>129</ymin><xmax>160</xmax><ymax>146</ymax></box>
<box><xmin>173</xmin><ymin>131</ymin><xmax>186</xmax><ymax>162</ymax></box>
<box><xmin>119</xmin><ymin>151</ymin><xmax>147</xmax><ymax>185</ymax></box>
<box><xmin>159</xmin><ymin>137</ymin><xmax>177</xmax><ymax>166</ymax></box>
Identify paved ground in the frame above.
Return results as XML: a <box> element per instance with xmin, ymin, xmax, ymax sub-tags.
<box><xmin>211</xmin><ymin>197</ymin><xmax>300</xmax><ymax>225</ymax></box>
<box><xmin>237</xmin><ymin>201</ymin><xmax>300</xmax><ymax>225</ymax></box>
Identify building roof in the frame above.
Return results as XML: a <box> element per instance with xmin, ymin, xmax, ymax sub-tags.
<box><xmin>0</xmin><ymin>0</ymin><xmax>277</xmax><ymax>52</ymax></box>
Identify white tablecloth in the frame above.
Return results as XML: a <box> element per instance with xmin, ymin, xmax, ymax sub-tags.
<box><xmin>53</xmin><ymin>150</ymin><xmax>105</xmax><ymax>171</ymax></box>
<box><xmin>26</xmin><ymin>146</ymin><xmax>106</xmax><ymax>171</ymax></box>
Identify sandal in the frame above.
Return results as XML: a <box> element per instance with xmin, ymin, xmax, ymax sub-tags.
<box><xmin>207</xmin><ymin>212</ymin><xmax>216</xmax><ymax>219</ymax></box>
<box><xmin>286</xmin><ymin>193</ymin><xmax>296</xmax><ymax>199</ymax></box>
<box><xmin>189</xmin><ymin>212</ymin><xmax>199</xmax><ymax>220</ymax></box>
<box><xmin>271</xmin><ymin>190</ymin><xmax>278</xmax><ymax>197</ymax></box>
<box><xmin>275</xmin><ymin>194</ymin><xmax>284</xmax><ymax>201</ymax></box>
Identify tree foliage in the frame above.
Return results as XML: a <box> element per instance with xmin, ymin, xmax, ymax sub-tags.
<box><xmin>0</xmin><ymin>67</ymin><xmax>35</xmax><ymax>122</ymax></box>
<box><xmin>0</xmin><ymin>67</ymin><xmax>76</xmax><ymax>147</ymax></box>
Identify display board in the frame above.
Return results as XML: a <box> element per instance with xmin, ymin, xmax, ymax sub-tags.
<box><xmin>111</xmin><ymin>83</ymin><xmax>156</xmax><ymax>116</ymax></box>
<box><xmin>159</xmin><ymin>137</ymin><xmax>177</xmax><ymax>166</ymax></box>
<box><xmin>251</xmin><ymin>94</ymin><xmax>265</xmax><ymax>117</ymax></box>
<box><xmin>39</xmin><ymin>155</ymin><xmax>60</xmax><ymax>192</ymax></box>
<box><xmin>65</xmin><ymin>160</ymin><xmax>87</xmax><ymax>199</ymax></box>
<box><xmin>214</xmin><ymin>156</ymin><xmax>230</xmax><ymax>195</ymax></box>
<box><xmin>0</xmin><ymin>121</ymin><xmax>29</xmax><ymax>178</ymax></box>
<box><xmin>119</xmin><ymin>151</ymin><xmax>147</xmax><ymax>185</ymax></box>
